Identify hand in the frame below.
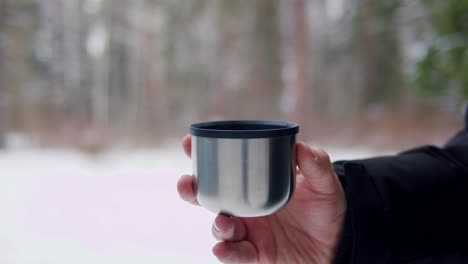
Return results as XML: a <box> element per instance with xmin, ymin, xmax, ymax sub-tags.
<box><xmin>177</xmin><ymin>135</ymin><xmax>346</xmax><ymax>264</ymax></box>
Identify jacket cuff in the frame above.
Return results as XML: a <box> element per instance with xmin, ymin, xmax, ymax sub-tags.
<box><xmin>333</xmin><ymin>162</ymin><xmax>354</xmax><ymax>264</ymax></box>
<box><xmin>332</xmin><ymin>161</ymin><xmax>390</xmax><ymax>263</ymax></box>
<box><xmin>332</xmin><ymin>203</ymin><xmax>353</xmax><ymax>264</ymax></box>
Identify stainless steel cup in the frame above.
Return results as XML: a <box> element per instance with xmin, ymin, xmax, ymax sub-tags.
<box><xmin>190</xmin><ymin>120</ymin><xmax>299</xmax><ymax>217</ymax></box>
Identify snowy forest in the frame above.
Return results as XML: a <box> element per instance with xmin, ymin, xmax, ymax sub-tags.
<box><xmin>0</xmin><ymin>0</ymin><xmax>467</xmax><ymax>149</ymax></box>
<box><xmin>2</xmin><ymin>2</ymin><xmax>468</xmax><ymax>263</ymax></box>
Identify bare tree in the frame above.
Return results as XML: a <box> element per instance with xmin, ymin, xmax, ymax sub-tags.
<box><xmin>86</xmin><ymin>0</ymin><xmax>110</xmax><ymax>129</ymax></box>
<box><xmin>355</xmin><ymin>0</ymin><xmax>403</xmax><ymax>108</ymax></box>
<box><xmin>62</xmin><ymin>0</ymin><xmax>82</xmax><ymax>117</ymax></box>
<box><xmin>140</xmin><ymin>1</ymin><xmax>163</xmax><ymax>134</ymax></box>
<box><xmin>43</xmin><ymin>0</ymin><xmax>67</xmax><ymax>127</ymax></box>
<box><xmin>107</xmin><ymin>0</ymin><xmax>129</xmax><ymax>134</ymax></box>
<box><xmin>250</xmin><ymin>0</ymin><xmax>281</xmax><ymax>118</ymax></box>
<box><xmin>281</xmin><ymin>0</ymin><xmax>309</xmax><ymax>124</ymax></box>
<box><xmin>125</xmin><ymin>0</ymin><xmax>144</xmax><ymax>136</ymax></box>
<box><xmin>211</xmin><ymin>0</ymin><xmax>233</xmax><ymax>118</ymax></box>
<box><xmin>292</xmin><ymin>0</ymin><xmax>309</xmax><ymax>123</ymax></box>
<box><xmin>0</xmin><ymin>0</ymin><xmax>6</xmax><ymax>147</ymax></box>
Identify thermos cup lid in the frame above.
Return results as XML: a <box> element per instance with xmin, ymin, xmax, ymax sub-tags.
<box><xmin>190</xmin><ymin>120</ymin><xmax>299</xmax><ymax>139</ymax></box>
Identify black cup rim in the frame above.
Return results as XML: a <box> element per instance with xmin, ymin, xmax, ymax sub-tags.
<box><xmin>190</xmin><ymin>120</ymin><xmax>299</xmax><ymax>139</ymax></box>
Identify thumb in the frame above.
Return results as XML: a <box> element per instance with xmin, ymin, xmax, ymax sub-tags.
<box><xmin>296</xmin><ymin>142</ymin><xmax>340</xmax><ymax>195</ymax></box>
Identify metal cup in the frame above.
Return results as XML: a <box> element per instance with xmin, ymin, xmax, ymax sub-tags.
<box><xmin>190</xmin><ymin>120</ymin><xmax>299</xmax><ymax>217</ymax></box>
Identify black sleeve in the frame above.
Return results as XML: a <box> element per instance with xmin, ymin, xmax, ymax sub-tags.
<box><xmin>333</xmin><ymin>139</ymin><xmax>468</xmax><ymax>263</ymax></box>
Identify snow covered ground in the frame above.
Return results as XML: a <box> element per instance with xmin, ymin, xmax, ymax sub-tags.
<box><xmin>0</xmin><ymin>143</ymin><xmax>388</xmax><ymax>264</ymax></box>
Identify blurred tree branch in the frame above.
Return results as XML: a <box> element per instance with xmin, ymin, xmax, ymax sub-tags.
<box><xmin>415</xmin><ymin>0</ymin><xmax>468</xmax><ymax>102</ymax></box>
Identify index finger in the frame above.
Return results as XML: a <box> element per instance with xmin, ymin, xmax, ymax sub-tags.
<box><xmin>182</xmin><ymin>134</ymin><xmax>191</xmax><ymax>157</ymax></box>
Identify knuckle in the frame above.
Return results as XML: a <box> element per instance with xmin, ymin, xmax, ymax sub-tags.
<box><xmin>315</xmin><ymin>148</ymin><xmax>330</xmax><ymax>161</ymax></box>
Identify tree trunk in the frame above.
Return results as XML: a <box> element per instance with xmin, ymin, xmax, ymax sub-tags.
<box><xmin>46</xmin><ymin>0</ymin><xmax>66</xmax><ymax>127</ymax></box>
<box><xmin>108</xmin><ymin>0</ymin><xmax>128</xmax><ymax>134</ymax></box>
<box><xmin>124</xmin><ymin>0</ymin><xmax>144</xmax><ymax>138</ymax></box>
<box><xmin>281</xmin><ymin>0</ymin><xmax>309</xmax><ymax>124</ymax></box>
<box><xmin>0</xmin><ymin>0</ymin><xmax>6</xmax><ymax>147</ymax></box>
<box><xmin>308</xmin><ymin>0</ymin><xmax>328</xmax><ymax>115</ymax></box>
<box><xmin>360</xmin><ymin>0</ymin><xmax>379</xmax><ymax>106</ymax></box>
<box><xmin>356</xmin><ymin>0</ymin><xmax>402</xmax><ymax>108</ymax></box>
<box><xmin>62</xmin><ymin>0</ymin><xmax>82</xmax><ymax>118</ymax></box>
<box><xmin>141</xmin><ymin>2</ymin><xmax>162</xmax><ymax>135</ymax></box>
<box><xmin>251</xmin><ymin>0</ymin><xmax>281</xmax><ymax>118</ymax></box>
<box><xmin>90</xmin><ymin>18</ymin><xmax>110</xmax><ymax>128</ymax></box>
<box><xmin>211</xmin><ymin>1</ymin><xmax>231</xmax><ymax>118</ymax></box>
<box><xmin>293</xmin><ymin>0</ymin><xmax>309</xmax><ymax>124</ymax></box>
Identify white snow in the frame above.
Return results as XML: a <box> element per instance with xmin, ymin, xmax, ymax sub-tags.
<box><xmin>0</xmin><ymin>144</ymin><xmax>388</xmax><ymax>264</ymax></box>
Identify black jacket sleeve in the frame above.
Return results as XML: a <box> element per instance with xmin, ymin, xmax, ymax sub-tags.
<box><xmin>333</xmin><ymin>113</ymin><xmax>468</xmax><ymax>263</ymax></box>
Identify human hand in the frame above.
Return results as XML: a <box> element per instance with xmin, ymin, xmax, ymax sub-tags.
<box><xmin>177</xmin><ymin>135</ymin><xmax>346</xmax><ymax>264</ymax></box>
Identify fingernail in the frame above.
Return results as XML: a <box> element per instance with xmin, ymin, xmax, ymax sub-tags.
<box><xmin>177</xmin><ymin>176</ymin><xmax>182</xmax><ymax>183</ymax></box>
<box><xmin>214</xmin><ymin>222</ymin><xmax>220</xmax><ymax>232</ymax></box>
